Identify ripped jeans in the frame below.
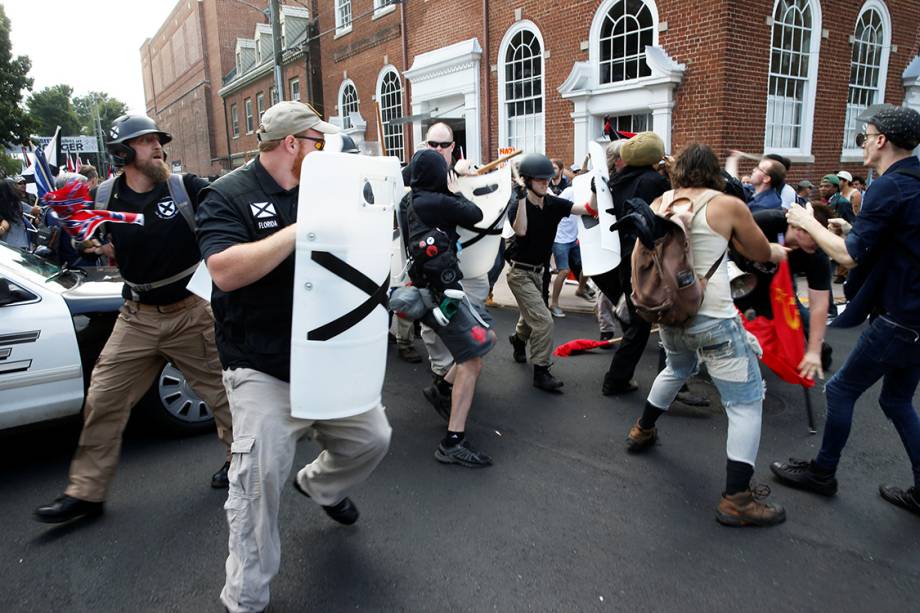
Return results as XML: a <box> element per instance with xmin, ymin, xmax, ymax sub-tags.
<box><xmin>648</xmin><ymin>315</ymin><xmax>765</xmax><ymax>466</ymax></box>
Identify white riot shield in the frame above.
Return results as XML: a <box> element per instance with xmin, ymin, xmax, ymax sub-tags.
<box><xmin>454</xmin><ymin>164</ymin><xmax>512</xmax><ymax>278</ymax></box>
<box><xmin>291</xmin><ymin>152</ymin><xmax>401</xmax><ymax>419</ymax></box>
<box><xmin>588</xmin><ymin>141</ymin><xmax>621</xmax><ymax>257</ymax></box>
<box><xmin>575</xmin><ymin>172</ymin><xmax>620</xmax><ymax>276</ymax></box>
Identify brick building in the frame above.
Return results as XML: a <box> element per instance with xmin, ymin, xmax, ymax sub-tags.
<box><xmin>141</xmin><ymin>0</ymin><xmax>324</xmax><ymax>176</ymax></box>
<box><xmin>315</xmin><ymin>0</ymin><xmax>920</xmax><ymax>183</ymax></box>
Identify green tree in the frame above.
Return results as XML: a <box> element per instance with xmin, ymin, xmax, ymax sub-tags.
<box><xmin>0</xmin><ymin>5</ymin><xmax>34</xmax><ymax>145</ymax></box>
<box><xmin>0</xmin><ymin>151</ymin><xmax>22</xmax><ymax>177</ymax></box>
<box><xmin>26</xmin><ymin>84</ymin><xmax>81</xmax><ymax>137</ymax></box>
<box><xmin>74</xmin><ymin>92</ymin><xmax>127</xmax><ymax>139</ymax></box>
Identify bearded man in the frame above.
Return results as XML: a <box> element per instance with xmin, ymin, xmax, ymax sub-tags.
<box><xmin>34</xmin><ymin>114</ymin><xmax>234</xmax><ymax>524</ymax></box>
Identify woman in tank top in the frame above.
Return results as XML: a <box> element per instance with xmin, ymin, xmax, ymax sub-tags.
<box><xmin>623</xmin><ymin>144</ymin><xmax>789</xmax><ymax>527</ymax></box>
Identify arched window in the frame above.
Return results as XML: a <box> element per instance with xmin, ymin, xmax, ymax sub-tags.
<box><xmin>764</xmin><ymin>0</ymin><xmax>822</xmax><ymax>153</ymax></box>
<box><xmin>843</xmin><ymin>1</ymin><xmax>891</xmax><ymax>154</ymax></box>
<box><xmin>339</xmin><ymin>81</ymin><xmax>358</xmax><ymax>130</ymax></box>
<box><xmin>499</xmin><ymin>23</ymin><xmax>545</xmax><ymax>153</ymax></box>
<box><xmin>378</xmin><ymin>68</ymin><xmax>404</xmax><ymax>161</ymax></box>
<box><xmin>598</xmin><ymin>0</ymin><xmax>655</xmax><ymax>84</ymax></box>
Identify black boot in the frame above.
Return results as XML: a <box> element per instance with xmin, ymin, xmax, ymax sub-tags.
<box><xmin>509</xmin><ymin>334</ymin><xmax>527</xmax><ymax>363</ymax></box>
<box><xmin>602</xmin><ymin>372</ymin><xmax>638</xmax><ymax>396</ymax></box>
<box><xmin>211</xmin><ymin>460</ymin><xmax>231</xmax><ymax>489</ymax></box>
<box><xmin>770</xmin><ymin>458</ymin><xmax>838</xmax><ymax>496</ymax></box>
<box><xmin>34</xmin><ymin>495</ymin><xmax>104</xmax><ymax>523</ymax></box>
<box><xmin>533</xmin><ymin>364</ymin><xmax>564</xmax><ymax>392</ymax></box>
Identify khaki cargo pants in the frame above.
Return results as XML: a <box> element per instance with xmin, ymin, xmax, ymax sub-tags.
<box><xmin>506</xmin><ymin>266</ymin><xmax>554</xmax><ymax>366</ymax></box>
<box><xmin>65</xmin><ymin>295</ymin><xmax>233</xmax><ymax>502</ymax></box>
<box><xmin>220</xmin><ymin>368</ymin><xmax>392</xmax><ymax>613</ymax></box>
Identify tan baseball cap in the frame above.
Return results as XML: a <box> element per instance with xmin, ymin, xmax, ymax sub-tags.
<box><xmin>620</xmin><ymin>131</ymin><xmax>665</xmax><ymax>167</ymax></box>
<box><xmin>257</xmin><ymin>101</ymin><xmax>340</xmax><ymax>141</ymax></box>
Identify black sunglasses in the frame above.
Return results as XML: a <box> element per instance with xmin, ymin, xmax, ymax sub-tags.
<box><xmin>294</xmin><ymin>135</ymin><xmax>325</xmax><ymax>150</ymax></box>
<box><xmin>855</xmin><ymin>131</ymin><xmax>883</xmax><ymax>147</ymax></box>
<box><xmin>427</xmin><ymin>140</ymin><xmax>453</xmax><ymax>149</ymax></box>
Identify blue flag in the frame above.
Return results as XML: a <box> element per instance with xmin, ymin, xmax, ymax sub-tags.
<box><xmin>32</xmin><ymin>145</ymin><xmax>54</xmax><ymax>198</ymax></box>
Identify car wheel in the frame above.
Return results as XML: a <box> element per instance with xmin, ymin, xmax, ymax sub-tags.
<box><xmin>143</xmin><ymin>361</ymin><xmax>215</xmax><ymax>435</ymax></box>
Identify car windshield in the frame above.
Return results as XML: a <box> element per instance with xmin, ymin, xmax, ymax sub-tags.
<box><xmin>0</xmin><ymin>243</ymin><xmax>79</xmax><ymax>289</ymax></box>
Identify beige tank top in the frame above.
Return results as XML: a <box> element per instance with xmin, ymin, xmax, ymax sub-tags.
<box><xmin>660</xmin><ymin>190</ymin><xmax>736</xmax><ymax>319</ymax></box>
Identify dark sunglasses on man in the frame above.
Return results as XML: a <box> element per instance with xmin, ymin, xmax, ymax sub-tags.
<box><xmin>855</xmin><ymin>131</ymin><xmax>883</xmax><ymax>147</ymax></box>
<box><xmin>426</xmin><ymin>140</ymin><xmax>453</xmax><ymax>150</ymax></box>
<box><xmin>295</xmin><ymin>135</ymin><xmax>325</xmax><ymax>150</ymax></box>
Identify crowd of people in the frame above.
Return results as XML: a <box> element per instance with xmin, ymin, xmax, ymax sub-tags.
<box><xmin>5</xmin><ymin>98</ymin><xmax>918</xmax><ymax>613</ymax></box>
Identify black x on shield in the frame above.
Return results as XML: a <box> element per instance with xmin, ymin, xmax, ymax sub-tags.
<box><xmin>307</xmin><ymin>251</ymin><xmax>389</xmax><ymax>341</ymax></box>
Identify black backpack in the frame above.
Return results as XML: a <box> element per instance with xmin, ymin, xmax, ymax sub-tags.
<box><xmin>406</xmin><ymin>204</ymin><xmax>462</xmax><ymax>291</ymax></box>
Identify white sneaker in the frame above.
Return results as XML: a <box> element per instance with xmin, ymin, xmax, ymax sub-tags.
<box><xmin>550</xmin><ymin>305</ymin><xmax>565</xmax><ymax>318</ymax></box>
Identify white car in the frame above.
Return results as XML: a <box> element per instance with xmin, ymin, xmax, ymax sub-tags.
<box><xmin>0</xmin><ymin>243</ymin><xmax>214</xmax><ymax>433</ymax></box>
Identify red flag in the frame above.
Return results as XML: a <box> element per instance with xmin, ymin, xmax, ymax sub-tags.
<box><xmin>66</xmin><ymin>153</ymin><xmax>75</xmax><ymax>172</ymax></box>
<box><xmin>740</xmin><ymin>260</ymin><xmax>814</xmax><ymax>388</ymax></box>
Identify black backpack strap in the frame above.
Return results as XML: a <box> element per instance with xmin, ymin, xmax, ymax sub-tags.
<box><xmin>94</xmin><ymin>177</ymin><xmax>116</xmax><ymax>210</ymax></box>
<box><xmin>166</xmin><ymin>173</ymin><xmax>196</xmax><ymax>232</ymax></box>
<box><xmin>703</xmin><ymin>252</ymin><xmax>726</xmax><ymax>280</ymax></box>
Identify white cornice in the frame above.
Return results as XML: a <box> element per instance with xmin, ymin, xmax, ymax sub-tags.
<box><xmin>405</xmin><ymin>38</ymin><xmax>482</xmax><ymax>83</ymax></box>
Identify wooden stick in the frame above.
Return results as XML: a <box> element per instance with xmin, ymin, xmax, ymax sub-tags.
<box><xmin>375</xmin><ymin>101</ymin><xmax>387</xmax><ymax>156</ymax></box>
<box><xmin>476</xmin><ymin>149</ymin><xmax>523</xmax><ymax>175</ymax></box>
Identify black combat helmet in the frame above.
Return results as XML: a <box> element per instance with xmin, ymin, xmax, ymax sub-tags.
<box><xmin>106</xmin><ymin>115</ymin><xmax>172</xmax><ymax>165</ymax></box>
<box><xmin>517</xmin><ymin>153</ymin><xmax>555</xmax><ymax>180</ymax></box>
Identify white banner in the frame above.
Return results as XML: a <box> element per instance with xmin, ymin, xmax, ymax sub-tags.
<box><xmin>36</xmin><ymin>135</ymin><xmax>99</xmax><ymax>154</ymax></box>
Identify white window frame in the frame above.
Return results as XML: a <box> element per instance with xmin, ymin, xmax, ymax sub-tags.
<box><xmin>376</xmin><ymin>67</ymin><xmax>405</xmax><ymax>161</ymax></box>
<box><xmin>230</xmin><ymin>103</ymin><xmax>239</xmax><ymax>139</ymax></box>
<box><xmin>257</xmin><ymin>92</ymin><xmax>265</xmax><ymax>121</ymax></box>
<box><xmin>338</xmin><ymin>79</ymin><xmax>359</xmax><ymax>130</ymax></box>
<box><xmin>763</xmin><ymin>0</ymin><xmax>823</xmax><ymax>162</ymax></box>
<box><xmin>590</xmin><ymin>0</ymin><xmax>660</xmax><ymax>89</ymax></box>
<box><xmin>270</xmin><ymin>87</ymin><xmax>279</xmax><ymax>105</ymax></box>
<box><xmin>497</xmin><ymin>20</ymin><xmax>546</xmax><ymax>154</ymax></box>
<box><xmin>290</xmin><ymin>77</ymin><xmax>301</xmax><ymax>102</ymax></box>
<box><xmin>373</xmin><ymin>0</ymin><xmax>396</xmax><ymax>20</ymax></box>
<box><xmin>841</xmin><ymin>0</ymin><xmax>891</xmax><ymax>162</ymax></box>
<box><xmin>335</xmin><ymin>0</ymin><xmax>352</xmax><ymax>37</ymax></box>
<box><xmin>244</xmin><ymin>98</ymin><xmax>254</xmax><ymax>134</ymax></box>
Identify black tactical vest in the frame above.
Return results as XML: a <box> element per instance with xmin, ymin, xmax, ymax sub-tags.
<box><xmin>201</xmin><ymin>163</ymin><xmax>297</xmax><ymax>382</ymax></box>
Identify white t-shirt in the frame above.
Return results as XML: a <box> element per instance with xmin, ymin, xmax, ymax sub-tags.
<box><xmin>780</xmin><ymin>183</ymin><xmax>796</xmax><ymax>209</ymax></box>
<box><xmin>554</xmin><ymin>185</ymin><xmax>579</xmax><ymax>243</ymax></box>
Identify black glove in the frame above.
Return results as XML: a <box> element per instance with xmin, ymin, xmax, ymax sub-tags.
<box><xmin>513</xmin><ymin>183</ymin><xmax>526</xmax><ymax>202</ymax></box>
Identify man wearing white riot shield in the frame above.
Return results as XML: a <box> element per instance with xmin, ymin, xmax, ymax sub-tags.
<box><xmin>197</xmin><ymin>101</ymin><xmax>392</xmax><ymax>613</ymax></box>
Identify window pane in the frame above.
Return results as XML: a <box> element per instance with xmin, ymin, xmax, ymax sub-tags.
<box><xmin>841</xmin><ymin>8</ymin><xmax>886</xmax><ymax>153</ymax></box>
<box><xmin>597</xmin><ymin>1</ymin><xmax>654</xmax><ymax>84</ymax></box>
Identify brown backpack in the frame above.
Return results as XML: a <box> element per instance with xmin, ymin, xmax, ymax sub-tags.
<box><xmin>630</xmin><ymin>189</ymin><xmax>725</xmax><ymax>326</ymax></box>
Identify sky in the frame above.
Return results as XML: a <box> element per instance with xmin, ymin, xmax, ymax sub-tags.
<box><xmin>4</xmin><ymin>0</ymin><xmax>178</xmax><ymax>114</ymax></box>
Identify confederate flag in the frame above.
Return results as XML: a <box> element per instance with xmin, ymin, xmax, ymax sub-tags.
<box><xmin>42</xmin><ymin>180</ymin><xmax>144</xmax><ymax>243</ymax></box>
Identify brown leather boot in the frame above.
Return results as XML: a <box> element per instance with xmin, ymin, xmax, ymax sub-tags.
<box><xmin>716</xmin><ymin>486</ymin><xmax>786</xmax><ymax>527</ymax></box>
<box><xmin>626</xmin><ymin>419</ymin><xmax>657</xmax><ymax>453</ymax></box>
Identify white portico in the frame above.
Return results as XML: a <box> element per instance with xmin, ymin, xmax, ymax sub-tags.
<box><xmin>404</xmin><ymin>38</ymin><xmax>483</xmax><ymax>163</ymax></box>
<box><xmin>558</xmin><ymin>45</ymin><xmax>685</xmax><ymax>164</ymax></box>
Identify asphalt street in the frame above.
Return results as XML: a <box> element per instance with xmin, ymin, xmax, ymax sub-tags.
<box><xmin>1</xmin><ymin>307</ymin><xmax>918</xmax><ymax>612</ymax></box>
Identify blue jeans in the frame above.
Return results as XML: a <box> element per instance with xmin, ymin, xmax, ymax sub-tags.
<box><xmin>815</xmin><ymin>316</ymin><xmax>920</xmax><ymax>486</ymax></box>
<box><xmin>649</xmin><ymin>315</ymin><xmax>765</xmax><ymax>465</ymax></box>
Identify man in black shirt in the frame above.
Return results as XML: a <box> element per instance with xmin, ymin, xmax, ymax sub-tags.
<box><xmin>506</xmin><ymin>153</ymin><xmax>594</xmax><ymax>391</ymax></box>
<box><xmin>197</xmin><ymin>101</ymin><xmax>392</xmax><ymax>613</ymax></box>
<box><xmin>34</xmin><ymin>115</ymin><xmax>234</xmax><ymax>525</ymax></box>
<box><xmin>732</xmin><ymin>206</ymin><xmax>833</xmax><ymax>379</ymax></box>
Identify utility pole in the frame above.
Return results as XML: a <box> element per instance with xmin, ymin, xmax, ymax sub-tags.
<box><xmin>269</xmin><ymin>0</ymin><xmax>285</xmax><ymax>101</ymax></box>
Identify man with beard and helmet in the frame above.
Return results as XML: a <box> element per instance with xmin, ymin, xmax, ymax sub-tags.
<box><xmin>33</xmin><ymin>114</ymin><xmax>234</xmax><ymax>524</ymax></box>
<box><xmin>506</xmin><ymin>153</ymin><xmax>596</xmax><ymax>391</ymax></box>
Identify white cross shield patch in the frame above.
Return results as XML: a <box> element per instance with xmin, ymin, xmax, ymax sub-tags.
<box><xmin>250</xmin><ymin>202</ymin><xmax>276</xmax><ymax>219</ymax></box>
